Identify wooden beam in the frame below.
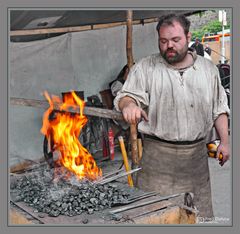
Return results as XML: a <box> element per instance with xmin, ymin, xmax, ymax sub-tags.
<box><xmin>133</xmin><ymin>205</ymin><xmax>196</xmax><ymax>224</ymax></box>
<box><xmin>10</xmin><ymin>25</ymin><xmax>92</xmax><ymax>36</ymax></box>
<box><xmin>10</xmin><ymin>209</ymin><xmax>32</xmax><ymax>224</ymax></box>
<box><xmin>10</xmin><ymin>97</ymin><xmax>123</xmax><ymax>121</ymax></box>
<box><xmin>10</xmin><ymin>18</ymin><xmax>159</xmax><ymax>36</ymax></box>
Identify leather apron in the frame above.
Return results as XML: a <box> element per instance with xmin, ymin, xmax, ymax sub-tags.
<box><xmin>136</xmin><ymin>137</ymin><xmax>214</xmax><ymax>218</ymax></box>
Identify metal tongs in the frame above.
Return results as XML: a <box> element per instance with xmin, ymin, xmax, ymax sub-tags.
<box><xmin>111</xmin><ymin>191</ymin><xmax>159</xmax><ymax>207</ymax></box>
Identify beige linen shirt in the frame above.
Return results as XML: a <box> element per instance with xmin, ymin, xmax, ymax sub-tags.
<box><xmin>114</xmin><ymin>52</ymin><xmax>230</xmax><ymax>141</ymax></box>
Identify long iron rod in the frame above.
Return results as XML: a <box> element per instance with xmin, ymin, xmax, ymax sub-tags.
<box><xmin>109</xmin><ymin>193</ymin><xmax>184</xmax><ymax>214</ymax></box>
<box><xmin>94</xmin><ymin>168</ymin><xmax>141</xmax><ymax>185</ymax></box>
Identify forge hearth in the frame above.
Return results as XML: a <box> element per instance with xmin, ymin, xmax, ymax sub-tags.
<box><xmin>10</xmin><ymin>162</ymin><xmax>197</xmax><ymax>224</ymax></box>
<box><xmin>10</xmin><ymin>165</ymin><xmax>131</xmax><ymax>218</ymax></box>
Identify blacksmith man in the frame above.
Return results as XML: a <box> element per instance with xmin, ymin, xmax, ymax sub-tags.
<box><xmin>114</xmin><ymin>13</ymin><xmax>230</xmax><ymax>218</ymax></box>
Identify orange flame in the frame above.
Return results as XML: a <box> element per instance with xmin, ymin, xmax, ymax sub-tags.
<box><xmin>41</xmin><ymin>91</ymin><xmax>102</xmax><ymax>181</ymax></box>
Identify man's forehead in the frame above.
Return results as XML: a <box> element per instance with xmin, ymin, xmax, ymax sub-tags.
<box><xmin>159</xmin><ymin>21</ymin><xmax>185</xmax><ymax>37</ymax></box>
<box><xmin>159</xmin><ymin>21</ymin><xmax>183</xmax><ymax>31</ymax></box>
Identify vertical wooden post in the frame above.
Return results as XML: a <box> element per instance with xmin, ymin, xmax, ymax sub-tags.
<box><xmin>126</xmin><ymin>10</ymin><xmax>134</xmax><ymax>68</ymax></box>
<box><xmin>126</xmin><ymin>10</ymin><xmax>139</xmax><ymax>175</ymax></box>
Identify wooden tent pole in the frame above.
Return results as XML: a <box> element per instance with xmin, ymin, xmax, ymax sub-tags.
<box><xmin>10</xmin><ymin>18</ymin><xmax>159</xmax><ymax>36</ymax></box>
<box><xmin>126</xmin><ymin>10</ymin><xmax>139</xmax><ymax>174</ymax></box>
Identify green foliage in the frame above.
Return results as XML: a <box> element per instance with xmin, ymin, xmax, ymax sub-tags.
<box><xmin>191</xmin><ymin>19</ymin><xmax>230</xmax><ymax>40</ymax></box>
<box><xmin>191</xmin><ymin>31</ymin><xmax>203</xmax><ymax>40</ymax></box>
<box><xmin>202</xmin><ymin>21</ymin><xmax>224</xmax><ymax>34</ymax></box>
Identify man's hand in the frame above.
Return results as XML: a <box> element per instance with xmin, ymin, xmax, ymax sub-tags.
<box><xmin>216</xmin><ymin>142</ymin><xmax>230</xmax><ymax>166</ymax></box>
<box><xmin>122</xmin><ymin>102</ymin><xmax>148</xmax><ymax>124</ymax></box>
<box><xmin>214</xmin><ymin>114</ymin><xmax>230</xmax><ymax>166</ymax></box>
<box><xmin>119</xmin><ymin>96</ymin><xmax>148</xmax><ymax>125</ymax></box>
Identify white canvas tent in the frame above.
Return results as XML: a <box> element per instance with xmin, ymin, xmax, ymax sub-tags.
<box><xmin>9</xmin><ymin>10</ymin><xmax>202</xmax><ymax>168</ymax></box>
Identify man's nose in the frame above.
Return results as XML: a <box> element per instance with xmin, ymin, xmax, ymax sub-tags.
<box><xmin>167</xmin><ymin>40</ymin><xmax>173</xmax><ymax>48</ymax></box>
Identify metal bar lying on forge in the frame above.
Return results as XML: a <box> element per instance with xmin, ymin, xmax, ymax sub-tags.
<box><xmin>109</xmin><ymin>193</ymin><xmax>184</xmax><ymax>214</ymax></box>
<box><xmin>94</xmin><ymin>168</ymin><xmax>141</xmax><ymax>185</ymax></box>
<box><xmin>97</xmin><ymin>168</ymin><xmax>125</xmax><ymax>182</ymax></box>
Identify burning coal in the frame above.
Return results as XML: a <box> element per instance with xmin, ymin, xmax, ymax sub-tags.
<box><xmin>10</xmin><ymin>167</ymin><xmax>130</xmax><ymax>218</ymax></box>
<box><xmin>41</xmin><ymin>91</ymin><xmax>102</xmax><ymax>181</ymax></box>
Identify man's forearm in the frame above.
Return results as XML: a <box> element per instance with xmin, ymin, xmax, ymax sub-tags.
<box><xmin>118</xmin><ymin>96</ymin><xmax>137</xmax><ymax>111</ymax></box>
<box><xmin>214</xmin><ymin>113</ymin><xmax>229</xmax><ymax>144</ymax></box>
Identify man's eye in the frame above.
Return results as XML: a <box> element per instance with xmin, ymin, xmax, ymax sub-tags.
<box><xmin>160</xmin><ymin>40</ymin><xmax>167</xmax><ymax>44</ymax></box>
<box><xmin>173</xmin><ymin>38</ymin><xmax>180</xmax><ymax>42</ymax></box>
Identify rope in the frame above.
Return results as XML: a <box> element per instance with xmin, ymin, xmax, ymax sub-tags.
<box><xmin>210</xmin><ymin>48</ymin><xmax>230</xmax><ymax>60</ymax></box>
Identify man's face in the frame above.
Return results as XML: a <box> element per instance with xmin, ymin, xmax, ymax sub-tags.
<box><xmin>158</xmin><ymin>21</ymin><xmax>191</xmax><ymax>64</ymax></box>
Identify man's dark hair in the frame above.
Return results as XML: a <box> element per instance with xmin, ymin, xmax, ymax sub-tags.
<box><xmin>156</xmin><ymin>13</ymin><xmax>191</xmax><ymax>36</ymax></box>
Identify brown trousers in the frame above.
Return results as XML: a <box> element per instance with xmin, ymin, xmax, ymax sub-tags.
<box><xmin>136</xmin><ymin>137</ymin><xmax>214</xmax><ymax>218</ymax></box>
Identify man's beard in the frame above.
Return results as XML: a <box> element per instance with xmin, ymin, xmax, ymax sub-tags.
<box><xmin>160</xmin><ymin>43</ymin><xmax>188</xmax><ymax>64</ymax></box>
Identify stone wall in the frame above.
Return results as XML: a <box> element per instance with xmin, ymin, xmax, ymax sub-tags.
<box><xmin>188</xmin><ymin>10</ymin><xmax>231</xmax><ymax>32</ymax></box>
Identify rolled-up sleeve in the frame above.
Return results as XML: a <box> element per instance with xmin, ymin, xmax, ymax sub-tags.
<box><xmin>114</xmin><ymin>61</ymin><xmax>150</xmax><ymax>111</ymax></box>
<box><xmin>212</xmin><ymin>66</ymin><xmax>230</xmax><ymax>121</ymax></box>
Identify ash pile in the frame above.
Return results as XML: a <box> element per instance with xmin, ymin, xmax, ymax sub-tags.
<box><xmin>10</xmin><ymin>166</ymin><xmax>131</xmax><ymax>218</ymax></box>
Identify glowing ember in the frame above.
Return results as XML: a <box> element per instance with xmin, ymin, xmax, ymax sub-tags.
<box><xmin>41</xmin><ymin>91</ymin><xmax>102</xmax><ymax>181</ymax></box>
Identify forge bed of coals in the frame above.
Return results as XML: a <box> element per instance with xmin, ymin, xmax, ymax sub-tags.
<box><xmin>10</xmin><ymin>165</ymin><xmax>132</xmax><ymax>218</ymax></box>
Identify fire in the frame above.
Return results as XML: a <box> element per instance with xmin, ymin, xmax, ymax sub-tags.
<box><xmin>41</xmin><ymin>91</ymin><xmax>102</xmax><ymax>181</ymax></box>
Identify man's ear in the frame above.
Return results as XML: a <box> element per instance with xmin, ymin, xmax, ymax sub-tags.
<box><xmin>187</xmin><ymin>32</ymin><xmax>192</xmax><ymax>43</ymax></box>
